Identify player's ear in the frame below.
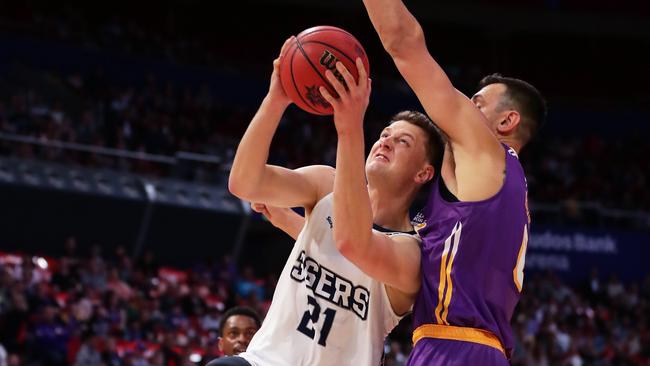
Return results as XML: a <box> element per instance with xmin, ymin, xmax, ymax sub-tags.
<box><xmin>497</xmin><ymin>110</ymin><xmax>521</xmax><ymax>135</ymax></box>
<box><xmin>217</xmin><ymin>337</ymin><xmax>224</xmax><ymax>352</ymax></box>
<box><xmin>415</xmin><ymin>164</ymin><xmax>434</xmax><ymax>184</ymax></box>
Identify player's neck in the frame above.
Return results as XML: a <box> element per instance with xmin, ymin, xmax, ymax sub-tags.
<box><xmin>367</xmin><ymin>184</ymin><xmax>413</xmax><ymax>232</ymax></box>
<box><xmin>498</xmin><ymin>136</ymin><xmax>522</xmax><ymax>154</ymax></box>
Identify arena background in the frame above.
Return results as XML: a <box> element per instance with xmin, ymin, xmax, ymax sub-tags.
<box><xmin>0</xmin><ymin>1</ymin><xmax>648</xmax><ymax>365</ymax></box>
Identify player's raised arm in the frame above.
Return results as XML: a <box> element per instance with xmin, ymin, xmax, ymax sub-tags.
<box><xmin>362</xmin><ymin>0</ymin><xmax>505</xmax><ymax>201</ymax></box>
<box><xmin>228</xmin><ymin>37</ymin><xmax>334</xmax><ymax>210</ymax></box>
<box><xmin>320</xmin><ymin>60</ymin><xmax>421</xmax><ymax>299</ymax></box>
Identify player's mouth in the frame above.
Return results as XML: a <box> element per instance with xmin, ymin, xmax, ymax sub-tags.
<box><xmin>233</xmin><ymin>346</ymin><xmax>246</xmax><ymax>355</ymax></box>
<box><xmin>374</xmin><ymin>153</ymin><xmax>390</xmax><ymax>163</ymax></box>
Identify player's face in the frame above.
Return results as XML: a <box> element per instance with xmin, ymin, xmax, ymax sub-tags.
<box><xmin>472</xmin><ymin>83</ymin><xmax>509</xmax><ymax>132</ymax></box>
<box><xmin>366</xmin><ymin>120</ymin><xmax>430</xmax><ymax>184</ymax></box>
<box><xmin>217</xmin><ymin>315</ymin><xmax>259</xmax><ymax>356</ymax></box>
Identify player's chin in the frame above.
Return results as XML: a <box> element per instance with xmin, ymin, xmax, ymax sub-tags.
<box><xmin>367</xmin><ymin>158</ymin><xmax>389</xmax><ymax>169</ymax></box>
<box><xmin>366</xmin><ymin>162</ymin><xmax>389</xmax><ymax>178</ymax></box>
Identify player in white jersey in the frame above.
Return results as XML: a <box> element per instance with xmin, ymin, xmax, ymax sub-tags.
<box><xmin>208</xmin><ymin>37</ymin><xmax>444</xmax><ymax>366</ymax></box>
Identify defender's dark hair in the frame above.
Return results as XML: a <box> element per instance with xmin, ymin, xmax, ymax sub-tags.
<box><xmin>478</xmin><ymin>73</ymin><xmax>547</xmax><ymax>145</ymax></box>
<box><xmin>389</xmin><ymin>110</ymin><xmax>445</xmax><ymax>174</ymax></box>
<box><xmin>219</xmin><ymin>306</ymin><xmax>262</xmax><ymax>336</ymax></box>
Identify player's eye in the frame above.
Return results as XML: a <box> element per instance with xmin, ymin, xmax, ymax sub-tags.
<box><xmin>399</xmin><ymin>139</ymin><xmax>409</xmax><ymax>146</ymax></box>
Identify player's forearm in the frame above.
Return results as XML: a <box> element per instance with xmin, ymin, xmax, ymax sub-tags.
<box><xmin>273</xmin><ymin>209</ymin><xmax>305</xmax><ymax>240</ymax></box>
<box><xmin>333</xmin><ymin>130</ymin><xmax>373</xmax><ymax>257</ymax></box>
<box><xmin>228</xmin><ymin>95</ymin><xmax>287</xmax><ymax>200</ymax></box>
<box><xmin>362</xmin><ymin>0</ymin><xmax>423</xmax><ymax>56</ymax></box>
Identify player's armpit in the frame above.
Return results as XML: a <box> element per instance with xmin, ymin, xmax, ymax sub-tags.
<box><xmin>450</xmin><ymin>145</ymin><xmax>506</xmax><ymax>202</ymax></box>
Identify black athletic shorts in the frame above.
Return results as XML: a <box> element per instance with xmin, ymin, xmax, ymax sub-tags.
<box><xmin>205</xmin><ymin>356</ymin><xmax>252</xmax><ymax>366</ymax></box>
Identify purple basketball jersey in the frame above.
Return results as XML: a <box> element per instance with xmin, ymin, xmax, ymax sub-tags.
<box><xmin>409</xmin><ymin>145</ymin><xmax>530</xmax><ymax>363</ymax></box>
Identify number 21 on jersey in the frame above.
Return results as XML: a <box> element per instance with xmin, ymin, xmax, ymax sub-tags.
<box><xmin>297</xmin><ymin>295</ymin><xmax>337</xmax><ymax>346</ymax></box>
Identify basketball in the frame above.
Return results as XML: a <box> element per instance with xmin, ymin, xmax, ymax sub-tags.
<box><xmin>280</xmin><ymin>26</ymin><xmax>370</xmax><ymax>116</ymax></box>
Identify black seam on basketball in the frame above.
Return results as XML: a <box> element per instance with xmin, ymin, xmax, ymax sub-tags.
<box><xmin>288</xmin><ymin>42</ymin><xmax>323</xmax><ymax>115</ymax></box>
<box><xmin>298</xmin><ymin>28</ymin><xmax>367</xmax><ymax>59</ymax></box>
<box><xmin>301</xmin><ymin>40</ymin><xmax>362</xmax><ymax>66</ymax></box>
<box><xmin>295</xmin><ymin>37</ymin><xmax>338</xmax><ymax>107</ymax></box>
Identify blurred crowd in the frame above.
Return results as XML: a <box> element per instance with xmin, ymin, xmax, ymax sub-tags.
<box><xmin>509</xmin><ymin>270</ymin><xmax>650</xmax><ymax>366</ymax></box>
<box><xmin>1</xmin><ymin>66</ymin><xmax>648</xmax><ymax>214</ymax></box>
<box><xmin>0</xmin><ymin>238</ymin><xmax>272</xmax><ymax>366</ymax></box>
<box><xmin>521</xmin><ymin>133</ymin><xmax>650</xmax><ymax>212</ymax></box>
<box><xmin>1</xmin><ymin>238</ymin><xmax>649</xmax><ymax>366</ymax></box>
<box><xmin>0</xmin><ymin>68</ymin><xmax>253</xmax><ymax>181</ymax></box>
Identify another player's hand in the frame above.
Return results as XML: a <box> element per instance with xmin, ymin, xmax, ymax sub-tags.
<box><xmin>251</xmin><ymin>202</ymin><xmax>289</xmax><ymax>226</ymax></box>
<box><xmin>268</xmin><ymin>36</ymin><xmax>295</xmax><ymax>107</ymax></box>
<box><xmin>319</xmin><ymin>58</ymin><xmax>371</xmax><ymax>135</ymax></box>
<box><xmin>251</xmin><ymin>202</ymin><xmax>304</xmax><ymax>240</ymax></box>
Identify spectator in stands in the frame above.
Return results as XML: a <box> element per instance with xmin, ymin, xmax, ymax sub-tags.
<box><xmin>30</xmin><ymin>303</ymin><xmax>70</xmax><ymax>366</ymax></box>
<box><xmin>74</xmin><ymin>329</ymin><xmax>103</xmax><ymax>366</ymax></box>
<box><xmin>0</xmin><ymin>343</ymin><xmax>7</xmax><ymax>366</ymax></box>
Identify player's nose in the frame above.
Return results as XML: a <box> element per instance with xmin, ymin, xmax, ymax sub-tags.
<box><xmin>237</xmin><ymin>334</ymin><xmax>250</xmax><ymax>345</ymax></box>
<box><xmin>379</xmin><ymin>137</ymin><xmax>393</xmax><ymax>151</ymax></box>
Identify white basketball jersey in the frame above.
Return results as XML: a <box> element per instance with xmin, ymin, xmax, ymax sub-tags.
<box><xmin>240</xmin><ymin>193</ymin><xmax>415</xmax><ymax>366</ymax></box>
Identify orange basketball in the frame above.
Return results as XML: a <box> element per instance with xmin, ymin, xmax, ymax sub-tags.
<box><xmin>280</xmin><ymin>26</ymin><xmax>370</xmax><ymax>116</ymax></box>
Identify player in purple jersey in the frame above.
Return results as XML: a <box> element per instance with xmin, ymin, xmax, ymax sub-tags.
<box><xmin>362</xmin><ymin>0</ymin><xmax>547</xmax><ymax>364</ymax></box>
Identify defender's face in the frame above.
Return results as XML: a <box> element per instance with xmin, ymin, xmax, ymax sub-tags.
<box><xmin>366</xmin><ymin>120</ymin><xmax>429</xmax><ymax>181</ymax></box>
<box><xmin>472</xmin><ymin>83</ymin><xmax>508</xmax><ymax>132</ymax></box>
<box><xmin>218</xmin><ymin>315</ymin><xmax>258</xmax><ymax>356</ymax></box>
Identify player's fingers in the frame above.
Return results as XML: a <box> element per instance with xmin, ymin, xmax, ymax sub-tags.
<box><xmin>356</xmin><ymin>58</ymin><xmax>369</xmax><ymax>90</ymax></box>
<box><xmin>261</xmin><ymin>208</ymin><xmax>271</xmax><ymax>218</ymax></box>
<box><xmin>319</xmin><ymin>86</ymin><xmax>338</xmax><ymax>108</ymax></box>
<box><xmin>251</xmin><ymin>202</ymin><xmax>265</xmax><ymax>213</ymax></box>
<box><xmin>272</xmin><ymin>59</ymin><xmax>281</xmax><ymax>72</ymax></box>
<box><xmin>252</xmin><ymin>203</ymin><xmax>270</xmax><ymax>218</ymax></box>
<box><xmin>335</xmin><ymin>62</ymin><xmax>356</xmax><ymax>90</ymax></box>
<box><xmin>324</xmin><ymin>70</ymin><xmax>347</xmax><ymax>99</ymax></box>
<box><xmin>280</xmin><ymin>36</ymin><xmax>295</xmax><ymax>58</ymax></box>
